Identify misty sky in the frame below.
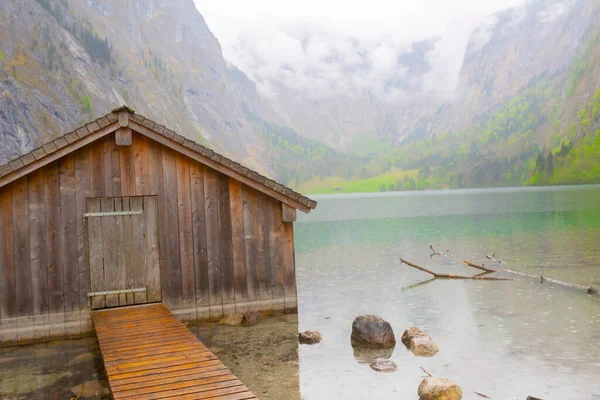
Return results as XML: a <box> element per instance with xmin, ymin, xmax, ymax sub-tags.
<box><xmin>194</xmin><ymin>0</ymin><xmax>528</xmax><ymax>99</ymax></box>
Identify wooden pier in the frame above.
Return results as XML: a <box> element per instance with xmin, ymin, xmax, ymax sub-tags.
<box><xmin>93</xmin><ymin>303</ymin><xmax>257</xmax><ymax>399</ymax></box>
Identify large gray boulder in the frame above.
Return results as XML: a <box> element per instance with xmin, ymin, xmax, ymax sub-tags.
<box><xmin>418</xmin><ymin>377</ymin><xmax>462</xmax><ymax>400</ymax></box>
<box><xmin>351</xmin><ymin>315</ymin><xmax>396</xmax><ymax>348</ymax></box>
<box><xmin>401</xmin><ymin>326</ymin><xmax>439</xmax><ymax>357</ymax></box>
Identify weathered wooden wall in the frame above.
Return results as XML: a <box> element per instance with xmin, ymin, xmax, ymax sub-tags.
<box><xmin>0</xmin><ymin>131</ymin><xmax>297</xmax><ymax>345</ymax></box>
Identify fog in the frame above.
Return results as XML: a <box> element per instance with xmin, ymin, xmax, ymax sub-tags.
<box><xmin>194</xmin><ymin>0</ymin><xmax>526</xmax><ymax>100</ymax></box>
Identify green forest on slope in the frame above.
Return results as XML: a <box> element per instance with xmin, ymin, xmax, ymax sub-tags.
<box><xmin>270</xmin><ymin>29</ymin><xmax>600</xmax><ymax>194</ymax></box>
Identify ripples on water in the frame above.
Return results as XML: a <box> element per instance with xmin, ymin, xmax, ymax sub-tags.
<box><xmin>296</xmin><ymin>186</ymin><xmax>600</xmax><ymax>399</ymax></box>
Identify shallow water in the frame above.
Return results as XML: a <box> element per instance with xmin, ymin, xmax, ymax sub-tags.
<box><xmin>295</xmin><ymin>185</ymin><xmax>600</xmax><ymax>399</ymax></box>
<box><xmin>0</xmin><ymin>336</ymin><xmax>108</xmax><ymax>399</ymax></box>
<box><xmin>1</xmin><ymin>185</ymin><xmax>599</xmax><ymax>399</ymax></box>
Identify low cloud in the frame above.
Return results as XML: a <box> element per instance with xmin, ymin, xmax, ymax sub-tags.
<box><xmin>196</xmin><ymin>0</ymin><xmax>527</xmax><ymax>102</ymax></box>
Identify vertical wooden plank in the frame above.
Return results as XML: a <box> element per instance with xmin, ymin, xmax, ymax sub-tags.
<box><xmin>147</xmin><ymin>139</ymin><xmax>168</xmax><ymax>304</ymax></box>
<box><xmin>130</xmin><ymin>197</ymin><xmax>147</xmax><ymax>304</ymax></box>
<box><xmin>242</xmin><ymin>187</ymin><xmax>259</xmax><ymax>311</ymax></box>
<box><xmin>230</xmin><ymin>179</ymin><xmax>248</xmax><ymax>313</ymax></box>
<box><xmin>161</xmin><ymin>148</ymin><xmax>182</xmax><ymax>309</ymax></box>
<box><xmin>269</xmin><ymin>197</ymin><xmax>285</xmax><ymax>312</ymax></box>
<box><xmin>282</xmin><ymin>221</ymin><xmax>297</xmax><ymax>313</ymax></box>
<box><xmin>218</xmin><ymin>174</ymin><xmax>235</xmax><ymax>314</ymax></box>
<box><xmin>133</xmin><ymin>133</ymin><xmax>150</xmax><ymax>196</ymax></box>
<box><xmin>114</xmin><ymin>198</ymin><xmax>128</xmax><ymax>306</ymax></box>
<box><xmin>204</xmin><ymin>168</ymin><xmax>222</xmax><ymax>319</ymax></box>
<box><xmin>121</xmin><ymin>198</ymin><xmax>134</xmax><ymax>305</ymax></box>
<box><xmin>0</xmin><ymin>185</ymin><xmax>17</xmax><ymax>343</ymax></box>
<box><xmin>103</xmin><ymin>135</ymin><xmax>113</xmax><ymax>197</ymax></box>
<box><xmin>143</xmin><ymin>196</ymin><xmax>161</xmax><ymax>303</ymax></box>
<box><xmin>257</xmin><ymin>193</ymin><xmax>273</xmax><ymax>310</ymax></box>
<box><xmin>89</xmin><ymin>140</ymin><xmax>105</xmax><ymax>197</ymax></box>
<box><xmin>146</xmin><ymin>138</ymin><xmax>162</xmax><ymax>196</ymax></box>
<box><xmin>59</xmin><ymin>154</ymin><xmax>80</xmax><ymax>337</ymax></box>
<box><xmin>190</xmin><ymin>162</ymin><xmax>209</xmax><ymax>319</ymax></box>
<box><xmin>111</xmin><ymin>134</ymin><xmax>122</xmax><ymax>197</ymax></box>
<box><xmin>28</xmin><ymin>169</ymin><xmax>49</xmax><ymax>340</ymax></box>
<box><xmin>176</xmin><ymin>154</ymin><xmax>196</xmax><ymax>320</ymax></box>
<box><xmin>75</xmin><ymin>147</ymin><xmax>91</xmax><ymax>333</ymax></box>
<box><xmin>87</xmin><ymin>198</ymin><xmax>105</xmax><ymax>309</ymax></box>
<box><xmin>101</xmin><ymin>198</ymin><xmax>118</xmax><ymax>307</ymax></box>
<box><xmin>120</xmin><ymin>138</ymin><xmax>135</xmax><ymax>196</ymax></box>
<box><xmin>13</xmin><ymin>177</ymin><xmax>33</xmax><ymax>341</ymax></box>
<box><xmin>44</xmin><ymin>162</ymin><xmax>64</xmax><ymax>338</ymax></box>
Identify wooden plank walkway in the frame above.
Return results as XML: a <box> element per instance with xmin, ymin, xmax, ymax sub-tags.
<box><xmin>92</xmin><ymin>303</ymin><xmax>257</xmax><ymax>400</ymax></box>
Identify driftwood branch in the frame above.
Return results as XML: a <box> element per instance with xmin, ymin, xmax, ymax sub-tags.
<box><xmin>462</xmin><ymin>261</ymin><xmax>496</xmax><ymax>273</ymax></box>
<box><xmin>430</xmin><ymin>244</ymin><xmax>450</xmax><ymax>257</ymax></box>
<box><xmin>399</xmin><ymin>258</ymin><xmax>512</xmax><ymax>281</ymax></box>
<box><xmin>485</xmin><ymin>253</ymin><xmax>502</xmax><ymax>263</ymax></box>
<box><xmin>463</xmin><ymin>260</ymin><xmax>599</xmax><ymax>296</ymax></box>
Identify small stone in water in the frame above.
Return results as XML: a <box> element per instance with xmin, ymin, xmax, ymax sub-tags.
<box><xmin>219</xmin><ymin>313</ymin><xmax>244</xmax><ymax>326</ymax></box>
<box><xmin>369</xmin><ymin>358</ymin><xmax>397</xmax><ymax>372</ymax></box>
<box><xmin>70</xmin><ymin>380</ymin><xmax>110</xmax><ymax>398</ymax></box>
<box><xmin>418</xmin><ymin>377</ymin><xmax>462</xmax><ymax>400</ymax></box>
<box><xmin>299</xmin><ymin>330</ymin><xmax>322</xmax><ymax>344</ymax></box>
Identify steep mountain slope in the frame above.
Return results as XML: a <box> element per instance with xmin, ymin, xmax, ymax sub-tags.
<box><xmin>0</xmin><ymin>0</ymin><xmax>280</xmax><ymax>173</ymax></box>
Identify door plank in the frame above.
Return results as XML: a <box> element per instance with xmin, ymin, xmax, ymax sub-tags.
<box><xmin>242</xmin><ymin>187</ymin><xmax>259</xmax><ymax>310</ymax></box>
<box><xmin>130</xmin><ymin>196</ymin><xmax>147</xmax><ymax>304</ymax></box>
<box><xmin>101</xmin><ymin>198</ymin><xmax>118</xmax><ymax>307</ymax></box>
<box><xmin>230</xmin><ymin>179</ymin><xmax>248</xmax><ymax>313</ymax></box>
<box><xmin>143</xmin><ymin>196</ymin><xmax>161</xmax><ymax>303</ymax></box>
<box><xmin>88</xmin><ymin>198</ymin><xmax>105</xmax><ymax>309</ymax></box>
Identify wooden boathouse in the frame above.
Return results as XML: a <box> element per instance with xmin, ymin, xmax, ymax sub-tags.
<box><xmin>0</xmin><ymin>105</ymin><xmax>317</xmax><ymax>345</ymax></box>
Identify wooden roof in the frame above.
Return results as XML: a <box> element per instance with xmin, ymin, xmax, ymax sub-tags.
<box><xmin>0</xmin><ymin>106</ymin><xmax>317</xmax><ymax>212</ymax></box>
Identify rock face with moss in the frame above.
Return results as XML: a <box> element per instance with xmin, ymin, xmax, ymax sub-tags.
<box><xmin>350</xmin><ymin>315</ymin><xmax>396</xmax><ymax>348</ymax></box>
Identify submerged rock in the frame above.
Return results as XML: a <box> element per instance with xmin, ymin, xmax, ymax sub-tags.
<box><xmin>67</xmin><ymin>352</ymin><xmax>94</xmax><ymax>367</ymax></box>
<box><xmin>351</xmin><ymin>315</ymin><xmax>396</xmax><ymax>348</ymax></box>
<box><xmin>219</xmin><ymin>313</ymin><xmax>244</xmax><ymax>326</ymax></box>
<box><xmin>352</xmin><ymin>346</ymin><xmax>394</xmax><ymax>364</ymax></box>
<box><xmin>298</xmin><ymin>330</ymin><xmax>322</xmax><ymax>344</ymax></box>
<box><xmin>418</xmin><ymin>377</ymin><xmax>462</xmax><ymax>400</ymax></box>
<box><xmin>242</xmin><ymin>312</ymin><xmax>262</xmax><ymax>327</ymax></box>
<box><xmin>70</xmin><ymin>380</ymin><xmax>110</xmax><ymax>398</ymax></box>
<box><xmin>369</xmin><ymin>358</ymin><xmax>397</xmax><ymax>372</ymax></box>
<box><xmin>401</xmin><ymin>326</ymin><xmax>439</xmax><ymax>357</ymax></box>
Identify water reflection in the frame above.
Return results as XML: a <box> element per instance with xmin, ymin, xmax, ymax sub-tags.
<box><xmin>296</xmin><ymin>186</ymin><xmax>600</xmax><ymax>399</ymax></box>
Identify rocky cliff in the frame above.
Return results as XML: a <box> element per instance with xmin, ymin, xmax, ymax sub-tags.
<box><xmin>0</xmin><ymin>0</ymin><xmax>279</xmax><ymax>172</ymax></box>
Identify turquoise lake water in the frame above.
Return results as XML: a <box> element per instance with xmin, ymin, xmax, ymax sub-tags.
<box><xmin>295</xmin><ymin>185</ymin><xmax>600</xmax><ymax>399</ymax></box>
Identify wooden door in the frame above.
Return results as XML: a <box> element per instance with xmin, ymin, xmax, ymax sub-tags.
<box><xmin>86</xmin><ymin>196</ymin><xmax>161</xmax><ymax>309</ymax></box>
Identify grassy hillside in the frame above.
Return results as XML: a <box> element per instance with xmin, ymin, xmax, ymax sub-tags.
<box><xmin>291</xmin><ymin>26</ymin><xmax>600</xmax><ymax>194</ymax></box>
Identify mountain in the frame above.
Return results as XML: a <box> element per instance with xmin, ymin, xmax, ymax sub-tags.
<box><xmin>0</xmin><ymin>0</ymin><xmax>599</xmax><ymax>192</ymax></box>
<box><xmin>0</xmin><ymin>0</ymin><xmax>284</xmax><ymax>173</ymax></box>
